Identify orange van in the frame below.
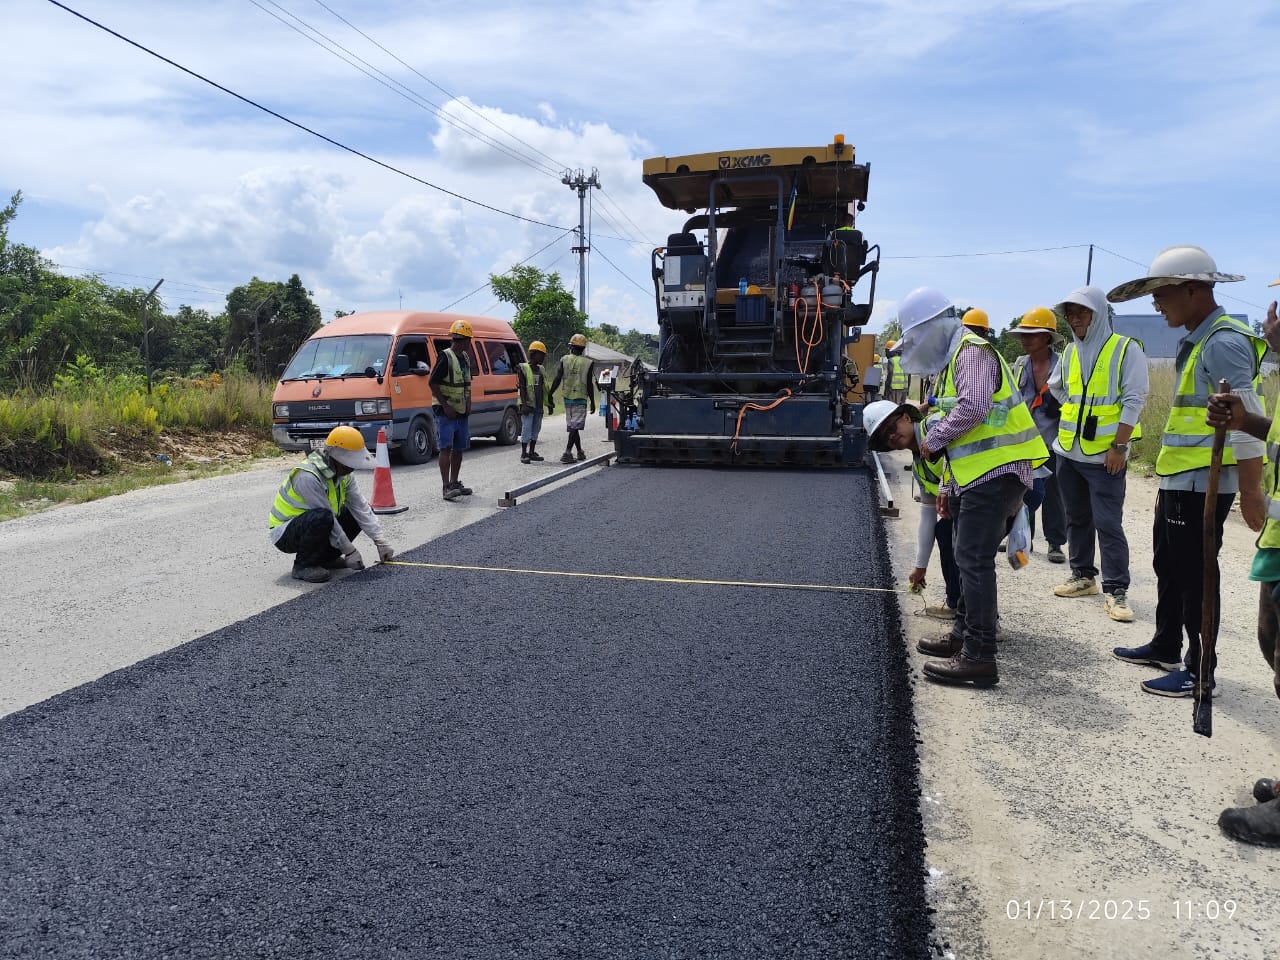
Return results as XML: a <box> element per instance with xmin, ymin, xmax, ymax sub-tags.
<box><xmin>271</xmin><ymin>311</ymin><xmax>526</xmax><ymax>462</ymax></box>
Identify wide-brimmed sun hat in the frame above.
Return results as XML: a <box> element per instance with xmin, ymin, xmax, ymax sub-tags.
<box><xmin>1106</xmin><ymin>245</ymin><xmax>1243</xmax><ymax>303</ymax></box>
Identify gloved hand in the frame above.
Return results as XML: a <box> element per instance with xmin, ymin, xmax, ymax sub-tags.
<box><xmin>375</xmin><ymin>540</ymin><xmax>395</xmax><ymax>562</ymax></box>
<box><xmin>343</xmin><ymin>549</ymin><xmax>365</xmax><ymax>571</ymax></box>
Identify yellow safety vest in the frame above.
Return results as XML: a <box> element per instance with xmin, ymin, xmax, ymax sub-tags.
<box><xmin>559</xmin><ymin>354</ymin><xmax>592</xmax><ymax>402</ymax></box>
<box><xmin>912</xmin><ymin>417</ymin><xmax>943</xmax><ymax>497</ymax></box>
<box><xmin>268</xmin><ymin>452</ymin><xmax>347</xmax><ymax>528</ymax></box>
<box><xmin>888</xmin><ymin>355</ymin><xmax>908</xmax><ymax>390</ymax></box>
<box><xmin>935</xmin><ymin>332</ymin><xmax>1049</xmax><ymax>487</ymax></box>
<box><xmin>1156</xmin><ymin>314</ymin><xmax>1266</xmax><ymax>477</ymax></box>
<box><xmin>1058</xmin><ymin>334</ymin><xmax>1144</xmax><ymax>455</ymax></box>
<box><xmin>435</xmin><ymin>347</ymin><xmax>472</xmax><ymax>408</ymax></box>
<box><xmin>1259</xmin><ymin>413</ymin><xmax>1280</xmax><ymax>549</ymax></box>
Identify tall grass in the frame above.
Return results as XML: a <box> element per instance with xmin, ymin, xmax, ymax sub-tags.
<box><xmin>0</xmin><ymin>368</ymin><xmax>273</xmax><ymax>479</ymax></box>
<box><xmin>1130</xmin><ymin>364</ymin><xmax>1280</xmax><ymax>471</ymax></box>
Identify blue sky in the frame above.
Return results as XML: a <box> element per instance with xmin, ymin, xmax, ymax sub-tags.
<box><xmin>6</xmin><ymin>0</ymin><xmax>1280</xmax><ymax>336</ymax></box>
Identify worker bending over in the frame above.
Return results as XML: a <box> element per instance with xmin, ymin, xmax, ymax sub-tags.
<box><xmin>268</xmin><ymin>425</ymin><xmax>395</xmax><ymax>583</ymax></box>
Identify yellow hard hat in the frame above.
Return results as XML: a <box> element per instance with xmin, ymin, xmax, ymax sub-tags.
<box><xmin>324</xmin><ymin>425</ymin><xmax>375</xmax><ymax>469</ymax></box>
<box><xmin>528</xmin><ymin>340</ymin><xmax>547</xmax><ymax>354</ymax></box>
<box><xmin>1017</xmin><ymin>306</ymin><xmax>1058</xmax><ymax>332</ymax></box>
<box><xmin>449</xmin><ymin>319</ymin><xmax>473</xmax><ymax>338</ymax></box>
<box><xmin>884</xmin><ymin>339</ymin><xmax>896</xmax><ymax>350</ymax></box>
<box><xmin>873</xmin><ymin>353</ymin><xmax>881</xmax><ymax>362</ymax></box>
<box><xmin>962</xmin><ymin>308</ymin><xmax>989</xmax><ymax>331</ymax></box>
<box><xmin>569</xmin><ymin>333</ymin><xmax>588</xmax><ymax>347</ymax></box>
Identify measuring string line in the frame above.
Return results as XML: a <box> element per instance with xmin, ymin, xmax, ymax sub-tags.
<box><xmin>383</xmin><ymin>560</ymin><xmax>908</xmax><ymax>595</ymax></box>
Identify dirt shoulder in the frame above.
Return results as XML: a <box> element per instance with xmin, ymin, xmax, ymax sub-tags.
<box><xmin>880</xmin><ymin>454</ymin><xmax>1280</xmax><ymax>959</ymax></box>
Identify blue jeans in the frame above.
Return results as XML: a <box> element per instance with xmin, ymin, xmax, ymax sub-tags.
<box><xmin>520</xmin><ymin>410</ymin><xmax>543</xmax><ymax>444</ymax></box>
<box><xmin>1056</xmin><ymin>456</ymin><xmax>1129</xmax><ymax>592</ymax></box>
<box><xmin>952</xmin><ymin>474</ymin><xmax>1027</xmax><ymax>662</ymax></box>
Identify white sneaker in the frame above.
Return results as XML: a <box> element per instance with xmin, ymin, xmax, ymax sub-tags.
<box><xmin>1104</xmin><ymin>590</ymin><xmax>1135</xmax><ymax>622</ymax></box>
<box><xmin>1054</xmin><ymin>575</ymin><xmax>1100</xmax><ymax>598</ymax></box>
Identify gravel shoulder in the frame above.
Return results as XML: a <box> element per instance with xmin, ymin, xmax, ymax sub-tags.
<box><xmin>880</xmin><ymin>452</ymin><xmax>1280</xmax><ymax>960</ymax></box>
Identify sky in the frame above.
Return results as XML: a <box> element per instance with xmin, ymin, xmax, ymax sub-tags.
<box><xmin>6</xmin><ymin>0</ymin><xmax>1280</xmax><ymax>338</ymax></box>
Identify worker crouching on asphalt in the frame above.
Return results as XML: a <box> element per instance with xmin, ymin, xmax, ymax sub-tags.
<box><xmin>865</xmin><ymin>399</ymin><xmax>961</xmax><ymax>621</ymax></box>
<box><xmin>548</xmin><ymin>333</ymin><xmax>595</xmax><ymax>463</ymax></box>
<box><xmin>899</xmin><ymin>286</ymin><xmax>1048</xmax><ymax>687</ymax></box>
<box><xmin>518</xmin><ymin>340</ymin><xmax>548</xmax><ymax>464</ymax></box>
<box><xmin>1206</xmin><ymin>289</ymin><xmax>1280</xmax><ymax>848</ymax></box>
<box><xmin>268</xmin><ymin>425</ymin><xmax>395</xmax><ymax>583</ymax></box>
<box><xmin>430</xmin><ymin>319</ymin><xmax>475</xmax><ymax>502</ymax></box>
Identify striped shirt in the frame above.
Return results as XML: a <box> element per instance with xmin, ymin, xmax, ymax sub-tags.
<box><xmin>924</xmin><ymin>344</ymin><xmax>1034</xmax><ymax>494</ymax></box>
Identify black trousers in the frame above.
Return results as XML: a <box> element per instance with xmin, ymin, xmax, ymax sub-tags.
<box><xmin>1151</xmin><ymin>489</ymin><xmax>1233</xmax><ymax>673</ymax></box>
<box><xmin>274</xmin><ymin>507</ymin><xmax>362</xmax><ymax>568</ymax></box>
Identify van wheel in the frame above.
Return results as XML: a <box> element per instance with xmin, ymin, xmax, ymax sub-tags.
<box><xmin>496</xmin><ymin>407</ymin><xmax>520</xmax><ymax>446</ymax></box>
<box><xmin>399</xmin><ymin>415</ymin><xmax>437</xmax><ymax>463</ymax></box>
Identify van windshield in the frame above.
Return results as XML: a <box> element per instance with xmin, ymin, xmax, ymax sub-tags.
<box><xmin>280</xmin><ymin>334</ymin><xmax>393</xmax><ymax>381</ymax></box>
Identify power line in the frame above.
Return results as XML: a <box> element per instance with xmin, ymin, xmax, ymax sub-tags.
<box><xmin>250</xmin><ymin>0</ymin><xmax>564</xmax><ymax>180</ymax></box>
<box><xmin>882</xmin><ymin>243</ymin><xmax>1093</xmax><ymax>260</ymax></box>
<box><xmin>592</xmin><ymin>242</ymin><xmax>651</xmax><ymax>297</ymax></box>
<box><xmin>437</xmin><ymin>228</ymin><xmax>576</xmax><ymax>311</ymax></box>
<box><xmin>307</xmin><ymin>0</ymin><xmax>574</xmax><ymax>177</ymax></box>
<box><xmin>46</xmin><ymin>0</ymin><xmax>569</xmax><ymax>231</ymax></box>
<box><xmin>597</xmin><ymin>186</ymin><xmax>652</xmax><ymax>244</ymax></box>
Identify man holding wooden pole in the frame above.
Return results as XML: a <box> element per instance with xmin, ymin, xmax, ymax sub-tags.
<box><xmin>1106</xmin><ymin>246</ymin><xmax>1266</xmax><ymax>697</ymax></box>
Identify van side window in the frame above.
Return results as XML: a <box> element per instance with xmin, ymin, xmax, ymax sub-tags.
<box><xmin>434</xmin><ymin>338</ymin><xmax>481</xmax><ymax>374</ymax></box>
<box><xmin>395</xmin><ymin>336</ymin><xmax>430</xmax><ymax>374</ymax></box>
<box><xmin>483</xmin><ymin>340</ymin><xmax>518</xmax><ymax>375</ymax></box>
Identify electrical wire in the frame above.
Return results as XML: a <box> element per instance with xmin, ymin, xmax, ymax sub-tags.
<box><xmin>437</xmin><ymin>227</ymin><xmax>576</xmax><ymax>311</ymax></box>
<box><xmin>882</xmin><ymin>243</ymin><xmax>1092</xmax><ymax>260</ymax></box>
<box><xmin>46</xmin><ymin>0</ymin><xmax>570</xmax><ymax>231</ymax></box>
<box><xmin>306</xmin><ymin>0</ymin><xmax>572</xmax><ymax>176</ymax></box>
<box><xmin>591</xmin><ymin>243</ymin><xmax>651</xmax><ymax>296</ymax></box>
<box><xmin>250</xmin><ymin>0</ymin><xmax>564</xmax><ymax>180</ymax></box>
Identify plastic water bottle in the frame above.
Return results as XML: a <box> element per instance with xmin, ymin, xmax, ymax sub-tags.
<box><xmin>986</xmin><ymin>405</ymin><xmax>1008</xmax><ymax>428</ymax></box>
<box><xmin>738</xmin><ymin>277</ymin><xmax>748</xmax><ymax>296</ymax></box>
<box><xmin>928</xmin><ymin>395</ymin><xmax>958</xmax><ymax>413</ymax></box>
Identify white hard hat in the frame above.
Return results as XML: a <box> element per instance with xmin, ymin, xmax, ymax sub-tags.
<box><xmin>898</xmin><ymin>287</ymin><xmax>954</xmax><ymax>333</ymax></box>
<box><xmin>1106</xmin><ymin>245</ymin><xmax>1244</xmax><ymax>303</ymax></box>
<box><xmin>863</xmin><ymin>399</ymin><xmax>918</xmax><ymax>450</ymax></box>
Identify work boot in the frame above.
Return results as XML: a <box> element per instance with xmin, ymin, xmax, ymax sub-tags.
<box><xmin>528</xmin><ymin>447</ymin><xmax>544</xmax><ymax>461</ymax></box>
<box><xmin>924</xmin><ymin>604</ymin><xmax>956</xmax><ymax>621</ymax></box>
<box><xmin>560</xmin><ymin>452</ymin><xmax>575</xmax><ymax>464</ymax></box>
<box><xmin>1054</xmin><ymin>574</ymin><xmax>1100</xmax><ymax>598</ymax></box>
<box><xmin>521</xmin><ymin>453</ymin><xmax>531</xmax><ymax>464</ymax></box>
<box><xmin>1252</xmin><ymin>778</ymin><xmax>1280</xmax><ymax>804</ymax></box>
<box><xmin>1218</xmin><ymin>797</ymin><xmax>1280</xmax><ymax>848</ymax></box>
<box><xmin>921</xmin><ymin>654</ymin><xmax>999</xmax><ymax>687</ymax></box>
<box><xmin>575</xmin><ymin>450</ymin><xmax>586</xmax><ymax>462</ymax></box>
<box><xmin>443</xmin><ymin>484</ymin><xmax>462</xmax><ymax>502</ymax></box>
<box><xmin>1047</xmin><ymin>545</ymin><xmax>1066</xmax><ymax>564</ymax></box>
<box><xmin>453</xmin><ymin>480</ymin><xmax>473</xmax><ymax>496</ymax></box>
<box><xmin>291</xmin><ymin>564</ymin><xmax>331</xmax><ymax>583</ymax></box>
<box><xmin>917</xmin><ymin>634</ymin><xmax>963</xmax><ymax>657</ymax></box>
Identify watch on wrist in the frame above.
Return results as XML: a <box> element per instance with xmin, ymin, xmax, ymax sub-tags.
<box><xmin>1111</xmin><ymin>442</ymin><xmax>1129</xmax><ymax>452</ymax></box>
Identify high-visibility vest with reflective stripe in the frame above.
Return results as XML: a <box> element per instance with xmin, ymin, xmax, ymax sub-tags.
<box><xmin>935</xmin><ymin>332</ymin><xmax>1049</xmax><ymax>487</ymax></box>
<box><xmin>559</xmin><ymin>354</ymin><xmax>592</xmax><ymax>401</ymax></box>
<box><xmin>1058</xmin><ymin>334</ymin><xmax>1144</xmax><ymax>454</ymax></box>
<box><xmin>913</xmin><ymin>416</ymin><xmax>943</xmax><ymax>497</ymax></box>
<box><xmin>1156</xmin><ymin>314</ymin><xmax>1266</xmax><ymax>477</ymax></box>
<box><xmin>268</xmin><ymin>452</ymin><xmax>347</xmax><ymax>528</ymax></box>
<box><xmin>435</xmin><ymin>347</ymin><xmax>472</xmax><ymax>407</ymax></box>
<box><xmin>1258</xmin><ymin>413</ymin><xmax>1280</xmax><ymax>548</ymax></box>
<box><xmin>888</xmin><ymin>355</ymin><xmax>908</xmax><ymax>390</ymax></box>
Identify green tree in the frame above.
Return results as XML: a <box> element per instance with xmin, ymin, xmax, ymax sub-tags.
<box><xmin>489</xmin><ymin>266</ymin><xmax>586</xmax><ymax>357</ymax></box>
<box><xmin>225</xmin><ymin>275</ymin><xmax>321</xmax><ymax>377</ymax></box>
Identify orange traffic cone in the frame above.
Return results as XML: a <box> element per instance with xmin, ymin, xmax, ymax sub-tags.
<box><xmin>370</xmin><ymin>428</ymin><xmax>407</xmax><ymax>515</ymax></box>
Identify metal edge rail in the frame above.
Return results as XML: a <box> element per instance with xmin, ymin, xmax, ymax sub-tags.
<box><xmin>871</xmin><ymin>451</ymin><xmax>898</xmax><ymax>517</ymax></box>
<box><xmin>498</xmin><ymin>453</ymin><xmax>614</xmax><ymax>507</ymax></box>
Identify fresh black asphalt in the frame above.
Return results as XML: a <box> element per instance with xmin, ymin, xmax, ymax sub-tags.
<box><xmin>1</xmin><ymin>465</ymin><xmax>929</xmax><ymax>959</ymax></box>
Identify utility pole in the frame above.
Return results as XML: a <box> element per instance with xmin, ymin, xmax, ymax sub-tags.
<box><xmin>561</xmin><ymin>167</ymin><xmax>600</xmax><ymax>313</ymax></box>
<box><xmin>142</xmin><ymin>278</ymin><xmax>164</xmax><ymax>395</ymax></box>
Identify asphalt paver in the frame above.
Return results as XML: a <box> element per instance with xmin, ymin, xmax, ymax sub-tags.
<box><xmin>1</xmin><ymin>465</ymin><xmax>929</xmax><ymax>958</ymax></box>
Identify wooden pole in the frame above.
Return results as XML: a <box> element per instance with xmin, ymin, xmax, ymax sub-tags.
<box><xmin>1193</xmin><ymin>378</ymin><xmax>1229</xmax><ymax>737</ymax></box>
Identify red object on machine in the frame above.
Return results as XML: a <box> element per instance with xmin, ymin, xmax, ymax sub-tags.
<box><xmin>370</xmin><ymin>428</ymin><xmax>408</xmax><ymax>515</ymax></box>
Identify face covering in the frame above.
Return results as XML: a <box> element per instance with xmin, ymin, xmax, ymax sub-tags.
<box><xmin>899</xmin><ymin>313</ymin><xmax>961</xmax><ymax>375</ymax></box>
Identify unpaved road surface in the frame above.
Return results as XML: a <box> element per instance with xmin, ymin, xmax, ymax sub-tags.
<box><xmin>1</xmin><ymin>430</ymin><xmax>932</xmax><ymax>958</ymax></box>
